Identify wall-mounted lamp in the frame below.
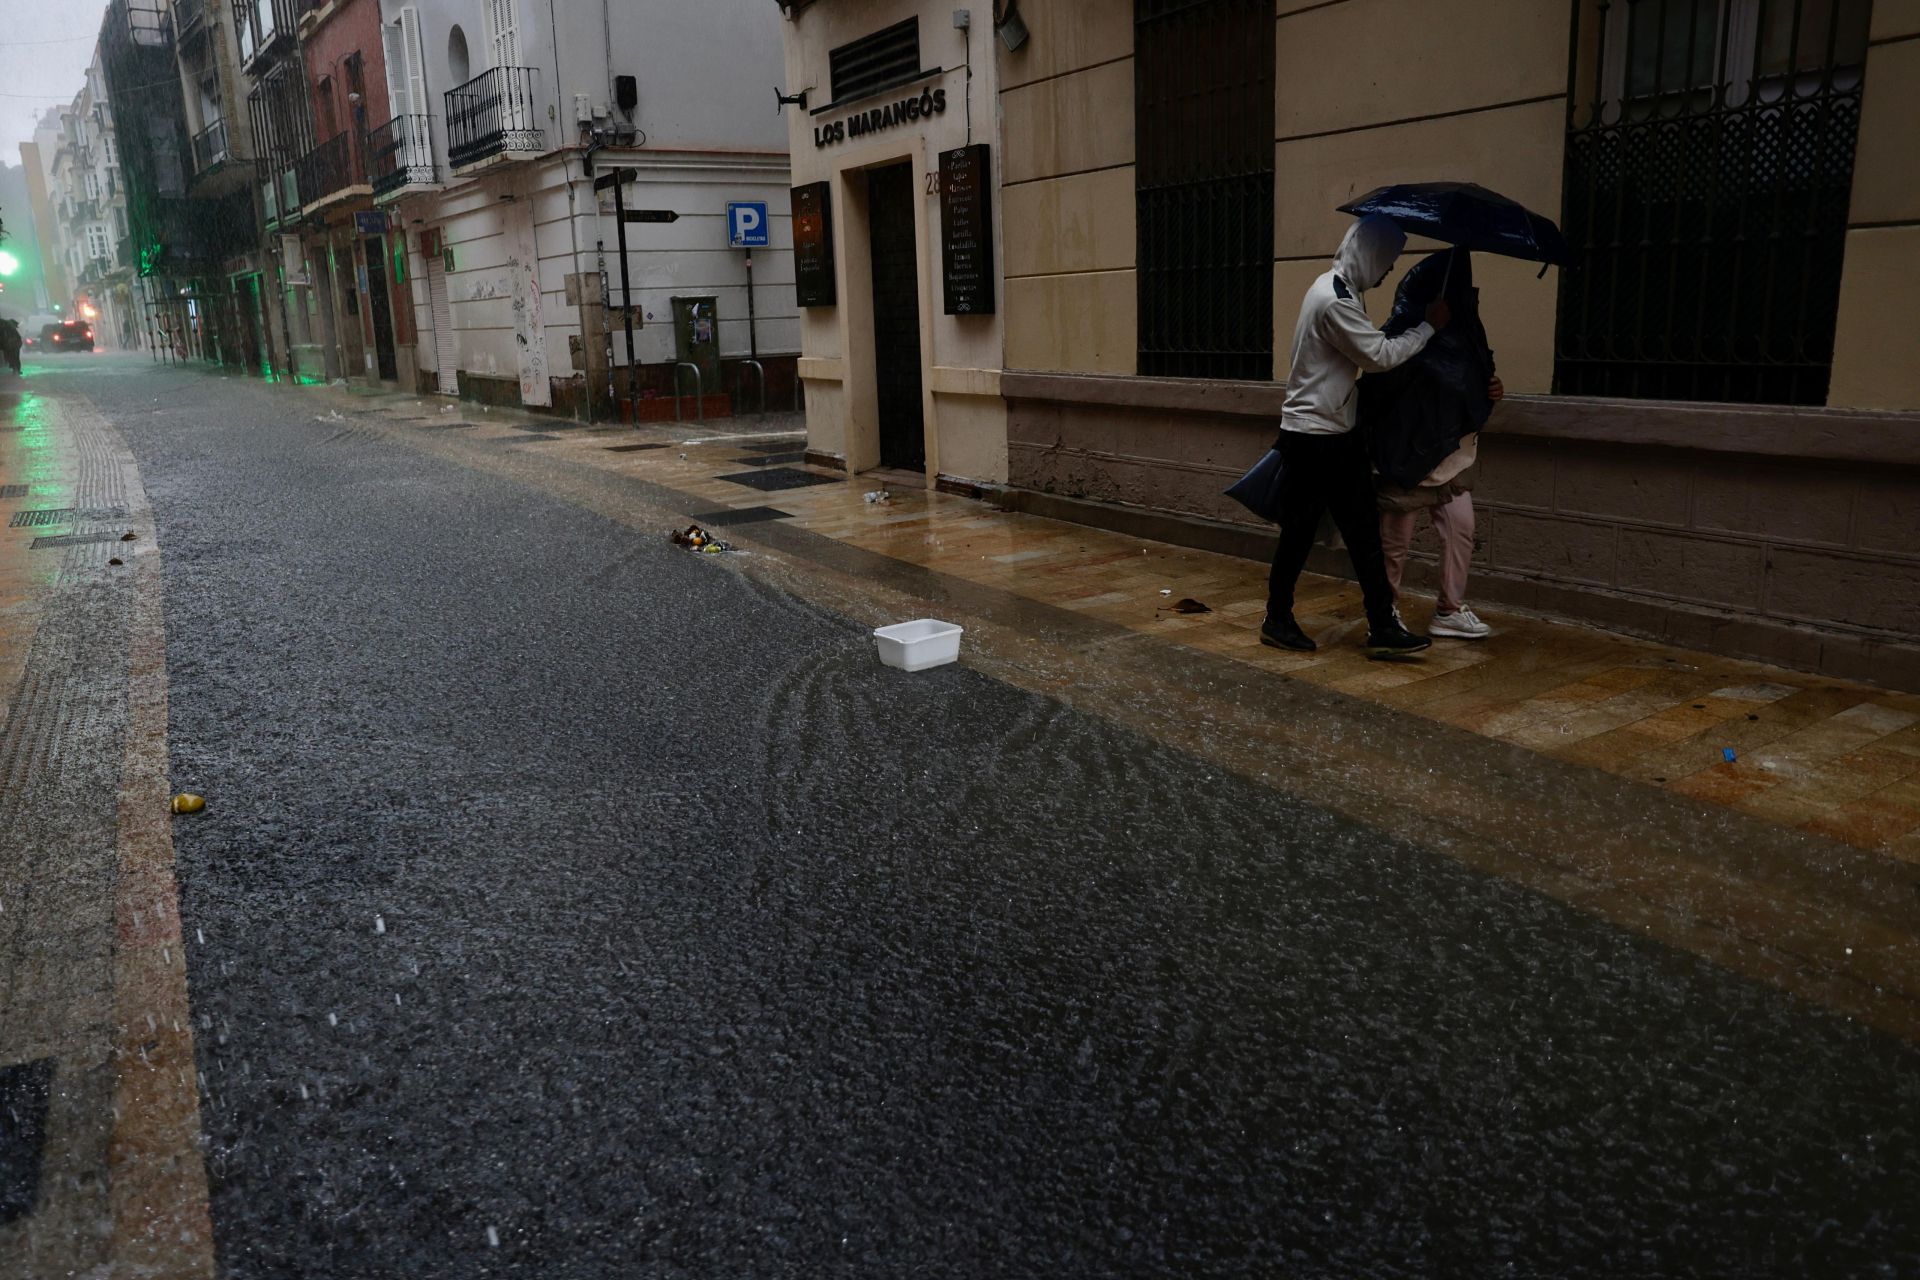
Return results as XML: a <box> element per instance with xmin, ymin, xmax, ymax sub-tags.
<box><xmin>993</xmin><ymin>0</ymin><xmax>1028</xmax><ymax>51</ymax></box>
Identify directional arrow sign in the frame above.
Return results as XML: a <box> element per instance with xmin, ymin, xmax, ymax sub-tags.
<box><xmin>592</xmin><ymin>167</ymin><xmax>639</xmax><ymax>191</ymax></box>
<box><xmin>622</xmin><ymin>210</ymin><xmax>679</xmax><ymax>224</ymax></box>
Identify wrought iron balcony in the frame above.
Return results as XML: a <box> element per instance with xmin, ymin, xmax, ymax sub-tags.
<box><xmin>239</xmin><ymin>0</ymin><xmax>297</xmax><ymax>69</ymax></box>
<box><xmin>191</xmin><ymin>117</ymin><xmax>232</xmax><ymax>174</ymax></box>
<box><xmin>445</xmin><ymin>66</ymin><xmax>543</xmax><ymax>169</ymax></box>
<box><xmin>367</xmin><ymin>115</ymin><xmax>438</xmax><ymax>196</ymax></box>
<box><xmin>293</xmin><ymin>131</ymin><xmax>365</xmax><ymax>204</ymax></box>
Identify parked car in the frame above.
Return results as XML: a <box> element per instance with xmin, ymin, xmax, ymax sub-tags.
<box><xmin>40</xmin><ymin>321</ymin><xmax>94</xmax><ymax>352</ymax></box>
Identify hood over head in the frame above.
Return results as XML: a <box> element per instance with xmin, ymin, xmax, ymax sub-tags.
<box><xmin>1333</xmin><ymin>213</ymin><xmax>1408</xmax><ymax>294</ymax></box>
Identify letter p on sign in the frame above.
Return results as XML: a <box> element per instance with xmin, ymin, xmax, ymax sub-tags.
<box><xmin>728</xmin><ymin>201</ymin><xmax>770</xmax><ymax>248</ymax></box>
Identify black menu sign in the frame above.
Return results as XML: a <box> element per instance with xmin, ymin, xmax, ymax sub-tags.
<box><xmin>791</xmin><ymin>181</ymin><xmax>835</xmax><ymax>308</ymax></box>
<box><xmin>938</xmin><ymin>144</ymin><xmax>994</xmax><ymax>316</ymax></box>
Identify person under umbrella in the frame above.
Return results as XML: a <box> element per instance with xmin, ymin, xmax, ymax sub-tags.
<box><xmin>1359</xmin><ymin>247</ymin><xmax>1503</xmax><ymax>640</ymax></box>
<box><xmin>1328</xmin><ymin>182</ymin><xmax>1572</xmax><ymax>644</ymax></box>
<box><xmin>1261</xmin><ymin>213</ymin><xmax>1448</xmax><ymax>658</ymax></box>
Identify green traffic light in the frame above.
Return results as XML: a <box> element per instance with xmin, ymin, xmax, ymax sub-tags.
<box><xmin>0</xmin><ymin>250</ymin><xmax>17</xmax><ymax>277</ymax></box>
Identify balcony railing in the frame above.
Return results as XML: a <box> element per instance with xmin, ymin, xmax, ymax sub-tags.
<box><xmin>445</xmin><ymin>66</ymin><xmax>543</xmax><ymax>169</ymax></box>
<box><xmin>191</xmin><ymin>117</ymin><xmax>231</xmax><ymax>174</ymax></box>
<box><xmin>367</xmin><ymin>115</ymin><xmax>438</xmax><ymax>196</ymax></box>
<box><xmin>294</xmin><ymin>131</ymin><xmax>364</xmax><ymax>203</ymax></box>
<box><xmin>172</xmin><ymin>0</ymin><xmax>205</xmax><ymax>41</ymax></box>
<box><xmin>239</xmin><ymin>0</ymin><xmax>297</xmax><ymax>68</ymax></box>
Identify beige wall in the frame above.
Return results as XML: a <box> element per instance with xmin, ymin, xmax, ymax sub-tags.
<box><xmin>1827</xmin><ymin>27</ymin><xmax>1920</xmax><ymax>410</ymax></box>
<box><xmin>782</xmin><ymin>1</ymin><xmax>1008</xmax><ymax>483</ymax></box>
<box><xmin>1273</xmin><ymin>0</ymin><xmax>1571</xmax><ymax>393</ymax></box>
<box><xmin>996</xmin><ymin>6</ymin><xmax>1135</xmax><ymax>375</ymax></box>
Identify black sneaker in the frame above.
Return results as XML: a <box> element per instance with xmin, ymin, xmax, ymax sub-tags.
<box><xmin>1260</xmin><ymin>615</ymin><xmax>1317</xmax><ymax>652</ymax></box>
<box><xmin>1364</xmin><ymin>618</ymin><xmax>1431</xmax><ymax>659</ymax></box>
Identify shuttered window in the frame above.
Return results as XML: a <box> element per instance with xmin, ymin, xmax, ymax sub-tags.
<box><xmin>829</xmin><ymin>18</ymin><xmax>921</xmax><ymax>105</ymax></box>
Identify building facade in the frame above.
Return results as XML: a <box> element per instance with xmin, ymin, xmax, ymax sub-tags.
<box><xmin>23</xmin><ymin>64</ymin><xmax>141</xmax><ymax>351</ymax></box>
<box><xmin>780</xmin><ymin>0</ymin><xmax>1920</xmax><ymax>689</ymax></box>
<box><xmin>777</xmin><ymin>0</ymin><xmax>1008</xmax><ymax>488</ymax></box>
<box><xmin>372</xmin><ymin>0</ymin><xmax>797</xmax><ymax>418</ymax></box>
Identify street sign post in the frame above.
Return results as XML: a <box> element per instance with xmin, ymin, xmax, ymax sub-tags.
<box><xmin>726</xmin><ymin>202</ymin><xmax>768</xmax><ymax>248</ymax></box>
<box><xmin>728</xmin><ymin>203</ymin><xmax>770</xmax><ymax>365</ymax></box>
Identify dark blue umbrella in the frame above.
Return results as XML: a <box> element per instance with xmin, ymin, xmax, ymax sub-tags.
<box><xmin>1336</xmin><ymin>182</ymin><xmax>1573</xmax><ymax>269</ymax></box>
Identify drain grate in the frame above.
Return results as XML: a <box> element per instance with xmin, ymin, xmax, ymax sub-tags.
<box><xmin>0</xmin><ymin>484</ymin><xmax>28</xmax><ymax>499</ymax></box>
<box><xmin>0</xmin><ymin>1058</ymin><xmax>54</xmax><ymax>1225</ymax></box>
<box><xmin>9</xmin><ymin>506</ymin><xmax>127</xmax><ymax>528</ymax></box>
<box><xmin>605</xmin><ymin>442</ymin><xmax>670</xmax><ymax>453</ymax></box>
<box><xmin>421</xmin><ymin>422</ymin><xmax>475</xmax><ymax>431</ymax></box>
<box><xmin>499</xmin><ymin>433</ymin><xmax>561</xmax><ymax>443</ymax></box>
<box><xmin>717</xmin><ymin>467</ymin><xmax>837</xmax><ymax>493</ymax></box>
<box><xmin>30</xmin><ymin>531</ymin><xmax>122</xmax><ymax>550</ymax></box>
<box><xmin>686</xmin><ymin>506</ymin><xmax>793</xmax><ymax>527</ymax></box>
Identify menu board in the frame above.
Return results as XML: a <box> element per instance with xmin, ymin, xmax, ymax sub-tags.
<box><xmin>791</xmin><ymin>181</ymin><xmax>835</xmax><ymax>308</ymax></box>
<box><xmin>938</xmin><ymin>144</ymin><xmax>994</xmax><ymax>316</ymax></box>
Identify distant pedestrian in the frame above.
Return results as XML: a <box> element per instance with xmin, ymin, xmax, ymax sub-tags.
<box><xmin>1263</xmin><ymin>214</ymin><xmax>1446</xmax><ymax>658</ymax></box>
<box><xmin>0</xmin><ymin>318</ymin><xmax>20</xmax><ymax>374</ymax></box>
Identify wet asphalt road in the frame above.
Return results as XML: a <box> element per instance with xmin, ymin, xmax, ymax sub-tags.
<box><xmin>48</xmin><ymin>360</ymin><xmax>1920</xmax><ymax>1276</ymax></box>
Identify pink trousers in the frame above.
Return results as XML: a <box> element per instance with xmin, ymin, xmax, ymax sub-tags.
<box><xmin>1380</xmin><ymin>490</ymin><xmax>1475</xmax><ymax>615</ymax></box>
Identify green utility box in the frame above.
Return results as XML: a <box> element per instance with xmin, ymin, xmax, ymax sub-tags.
<box><xmin>671</xmin><ymin>296</ymin><xmax>720</xmax><ymax>394</ymax></box>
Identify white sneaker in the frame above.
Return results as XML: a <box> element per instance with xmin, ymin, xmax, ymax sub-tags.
<box><xmin>1430</xmin><ymin>605</ymin><xmax>1491</xmax><ymax>640</ymax></box>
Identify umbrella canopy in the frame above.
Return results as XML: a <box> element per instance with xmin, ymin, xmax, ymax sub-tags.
<box><xmin>1337</xmin><ymin>182</ymin><xmax>1573</xmax><ymax>268</ymax></box>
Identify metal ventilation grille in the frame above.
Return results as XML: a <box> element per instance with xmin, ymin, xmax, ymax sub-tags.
<box><xmin>829</xmin><ymin>18</ymin><xmax>920</xmax><ymax>105</ymax></box>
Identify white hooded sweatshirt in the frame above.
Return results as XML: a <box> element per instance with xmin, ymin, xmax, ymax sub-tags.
<box><xmin>1280</xmin><ymin>214</ymin><xmax>1434</xmax><ymax>436</ymax></box>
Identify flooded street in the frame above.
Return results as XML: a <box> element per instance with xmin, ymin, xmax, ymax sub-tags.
<box><xmin>3</xmin><ymin>358</ymin><xmax>1919</xmax><ymax>1277</ymax></box>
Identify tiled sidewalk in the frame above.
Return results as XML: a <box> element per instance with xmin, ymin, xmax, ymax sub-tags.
<box><xmin>531</xmin><ymin>421</ymin><xmax>1920</xmax><ymax>862</ymax></box>
<box><xmin>0</xmin><ymin>384</ymin><xmax>80</xmax><ymax>728</ymax></box>
<box><xmin>302</xmin><ymin>374</ymin><xmax>1920</xmax><ymax>863</ymax></box>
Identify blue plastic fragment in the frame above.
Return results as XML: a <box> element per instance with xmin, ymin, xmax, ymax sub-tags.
<box><xmin>1722</xmin><ymin>747</ymin><xmax>1737</xmax><ymax>763</ymax></box>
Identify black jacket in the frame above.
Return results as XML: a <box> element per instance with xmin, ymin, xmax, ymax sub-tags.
<box><xmin>1356</xmin><ymin>248</ymin><xmax>1495</xmax><ymax>489</ymax></box>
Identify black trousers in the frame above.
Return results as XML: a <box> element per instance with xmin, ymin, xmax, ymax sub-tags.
<box><xmin>1265</xmin><ymin>429</ymin><xmax>1396</xmax><ymax>627</ymax></box>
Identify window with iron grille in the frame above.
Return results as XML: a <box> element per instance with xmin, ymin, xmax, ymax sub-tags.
<box><xmin>829</xmin><ymin>18</ymin><xmax>921</xmax><ymax>106</ymax></box>
<box><xmin>1555</xmin><ymin>0</ymin><xmax>1870</xmax><ymax>405</ymax></box>
<box><xmin>1134</xmin><ymin>0</ymin><xmax>1274</xmax><ymax>380</ymax></box>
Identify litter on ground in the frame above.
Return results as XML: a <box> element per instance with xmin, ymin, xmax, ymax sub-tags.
<box><xmin>670</xmin><ymin>524</ymin><xmax>734</xmax><ymax>554</ymax></box>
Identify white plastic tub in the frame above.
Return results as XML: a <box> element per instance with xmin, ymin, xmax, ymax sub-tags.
<box><xmin>873</xmin><ymin>619</ymin><xmax>964</xmax><ymax>672</ymax></box>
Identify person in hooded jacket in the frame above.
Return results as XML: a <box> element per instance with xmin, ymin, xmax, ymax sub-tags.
<box><xmin>1262</xmin><ymin>213</ymin><xmax>1448</xmax><ymax>657</ymax></box>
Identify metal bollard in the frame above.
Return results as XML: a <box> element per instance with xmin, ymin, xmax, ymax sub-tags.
<box><xmin>672</xmin><ymin>361</ymin><xmax>705</xmax><ymax>424</ymax></box>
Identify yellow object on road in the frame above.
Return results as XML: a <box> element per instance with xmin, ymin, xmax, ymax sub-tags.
<box><xmin>170</xmin><ymin>793</ymin><xmax>205</xmax><ymax>814</ymax></box>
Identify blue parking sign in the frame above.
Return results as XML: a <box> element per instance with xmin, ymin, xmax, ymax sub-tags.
<box><xmin>727</xmin><ymin>201</ymin><xmax>769</xmax><ymax>248</ymax></box>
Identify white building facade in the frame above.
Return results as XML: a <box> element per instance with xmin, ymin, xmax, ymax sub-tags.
<box><xmin>34</xmin><ymin>58</ymin><xmax>141</xmax><ymax>351</ymax></box>
<box><xmin>372</xmin><ymin>0</ymin><xmax>797</xmax><ymax>419</ymax></box>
